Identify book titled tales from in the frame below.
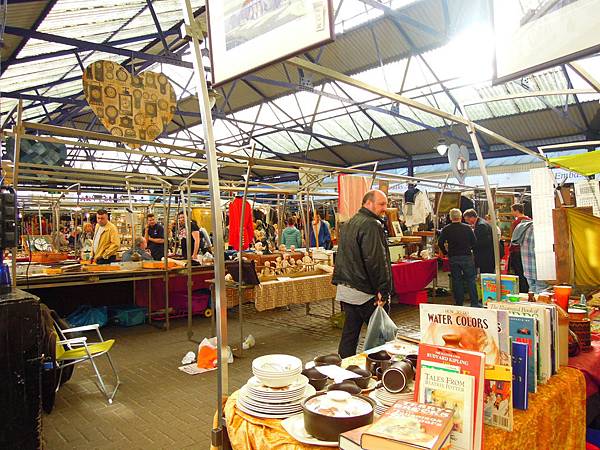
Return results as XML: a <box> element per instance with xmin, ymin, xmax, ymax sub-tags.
<box><xmin>419</xmin><ymin>304</ymin><xmax>509</xmax><ymax>366</ymax></box>
<box><xmin>417</xmin><ymin>367</ymin><xmax>476</xmax><ymax>450</ymax></box>
<box><xmin>361</xmin><ymin>400</ymin><xmax>454</xmax><ymax>450</ymax></box>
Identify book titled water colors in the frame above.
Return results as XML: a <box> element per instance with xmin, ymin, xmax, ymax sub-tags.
<box><xmin>480</xmin><ymin>274</ymin><xmax>519</xmax><ymax>304</ymax></box>
<box><xmin>508</xmin><ymin>315</ymin><xmax>538</xmax><ymax>393</ymax></box>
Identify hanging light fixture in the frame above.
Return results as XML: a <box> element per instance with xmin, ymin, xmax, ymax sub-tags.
<box><xmin>435</xmin><ymin>138</ymin><xmax>448</xmax><ymax>156</ymax></box>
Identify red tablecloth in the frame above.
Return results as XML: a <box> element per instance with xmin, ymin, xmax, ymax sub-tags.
<box><xmin>439</xmin><ymin>256</ymin><xmax>450</xmax><ymax>272</ymax></box>
<box><xmin>392</xmin><ymin>259</ymin><xmax>437</xmax><ymax>304</ymax></box>
<box><xmin>569</xmin><ymin>338</ymin><xmax>600</xmax><ymax>398</ymax></box>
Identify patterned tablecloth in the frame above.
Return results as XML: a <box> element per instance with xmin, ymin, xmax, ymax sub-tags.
<box><xmin>221</xmin><ymin>365</ymin><xmax>586</xmax><ymax>450</ymax></box>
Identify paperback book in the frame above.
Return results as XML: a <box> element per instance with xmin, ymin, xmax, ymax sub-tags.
<box><xmin>483</xmin><ymin>364</ymin><xmax>513</xmax><ymax>431</ymax></box>
<box><xmin>361</xmin><ymin>400</ymin><xmax>454</xmax><ymax>450</ymax></box>
<box><xmin>417</xmin><ymin>367</ymin><xmax>477</xmax><ymax>450</ymax></box>
<box><xmin>488</xmin><ymin>301</ymin><xmax>552</xmax><ymax>383</ymax></box>
<box><xmin>419</xmin><ymin>304</ymin><xmax>510</xmax><ymax>367</ymax></box>
<box><xmin>480</xmin><ymin>274</ymin><xmax>519</xmax><ymax>304</ymax></box>
<box><xmin>511</xmin><ymin>341</ymin><xmax>529</xmax><ymax>410</ymax></box>
<box><xmin>509</xmin><ymin>315</ymin><xmax>538</xmax><ymax>393</ymax></box>
<box><xmin>415</xmin><ymin>344</ymin><xmax>485</xmax><ymax>449</ymax></box>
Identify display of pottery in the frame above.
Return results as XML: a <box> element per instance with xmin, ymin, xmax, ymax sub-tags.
<box><xmin>83</xmin><ymin>60</ymin><xmax>176</xmax><ymax>148</ymax></box>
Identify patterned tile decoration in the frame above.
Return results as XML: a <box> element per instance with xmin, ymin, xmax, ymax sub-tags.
<box><xmin>82</xmin><ymin>60</ymin><xmax>176</xmax><ymax>148</ymax></box>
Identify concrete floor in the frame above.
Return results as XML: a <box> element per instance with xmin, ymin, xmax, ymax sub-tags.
<box><xmin>42</xmin><ymin>284</ymin><xmax>452</xmax><ymax>449</ymax></box>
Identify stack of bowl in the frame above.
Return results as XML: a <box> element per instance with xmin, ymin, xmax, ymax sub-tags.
<box><xmin>252</xmin><ymin>354</ymin><xmax>303</xmax><ymax>387</ymax></box>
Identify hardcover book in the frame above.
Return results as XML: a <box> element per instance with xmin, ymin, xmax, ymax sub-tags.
<box><xmin>361</xmin><ymin>400</ymin><xmax>454</xmax><ymax>450</ymax></box>
<box><xmin>480</xmin><ymin>274</ymin><xmax>519</xmax><ymax>304</ymax></box>
<box><xmin>488</xmin><ymin>301</ymin><xmax>552</xmax><ymax>383</ymax></box>
<box><xmin>508</xmin><ymin>315</ymin><xmax>538</xmax><ymax>393</ymax></box>
<box><xmin>511</xmin><ymin>341</ymin><xmax>529</xmax><ymax>410</ymax></box>
<box><xmin>339</xmin><ymin>425</ymin><xmax>368</xmax><ymax>450</ymax></box>
<box><xmin>483</xmin><ymin>364</ymin><xmax>513</xmax><ymax>431</ymax></box>
<box><xmin>417</xmin><ymin>367</ymin><xmax>477</xmax><ymax>450</ymax></box>
<box><xmin>419</xmin><ymin>304</ymin><xmax>509</xmax><ymax>367</ymax></box>
<box><xmin>415</xmin><ymin>344</ymin><xmax>485</xmax><ymax>450</ymax></box>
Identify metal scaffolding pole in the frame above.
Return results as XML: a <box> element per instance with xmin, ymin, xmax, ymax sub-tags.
<box><xmin>180</xmin><ymin>2</ymin><xmax>228</xmax><ymax>448</ymax></box>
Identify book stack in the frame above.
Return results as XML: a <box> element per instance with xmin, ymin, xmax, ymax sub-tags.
<box><xmin>339</xmin><ymin>400</ymin><xmax>453</xmax><ymax>450</ymax></box>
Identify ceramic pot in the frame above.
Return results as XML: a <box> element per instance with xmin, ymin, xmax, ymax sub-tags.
<box><xmin>302</xmin><ymin>392</ymin><xmax>375</xmax><ymax>442</ymax></box>
<box><xmin>327</xmin><ymin>379</ymin><xmax>362</xmax><ymax>395</ymax></box>
<box><xmin>366</xmin><ymin>350</ymin><xmax>392</xmax><ymax>380</ymax></box>
<box><xmin>381</xmin><ymin>359</ymin><xmax>415</xmax><ymax>393</ymax></box>
<box><xmin>301</xmin><ymin>368</ymin><xmax>328</xmax><ymax>391</ymax></box>
<box><xmin>314</xmin><ymin>353</ymin><xmax>342</xmax><ymax>367</ymax></box>
<box><xmin>345</xmin><ymin>365</ymin><xmax>372</xmax><ymax>389</ymax></box>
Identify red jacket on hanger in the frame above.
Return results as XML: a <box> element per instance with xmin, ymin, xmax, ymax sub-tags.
<box><xmin>228</xmin><ymin>196</ymin><xmax>254</xmax><ymax>251</ymax></box>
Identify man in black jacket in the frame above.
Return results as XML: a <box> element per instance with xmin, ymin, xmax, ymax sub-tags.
<box><xmin>438</xmin><ymin>208</ymin><xmax>480</xmax><ymax>307</ymax></box>
<box><xmin>333</xmin><ymin>190</ymin><xmax>393</xmax><ymax>358</ymax></box>
<box><xmin>463</xmin><ymin>209</ymin><xmax>495</xmax><ymax>274</ymax></box>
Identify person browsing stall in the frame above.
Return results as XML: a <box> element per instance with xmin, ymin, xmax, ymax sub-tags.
<box><xmin>463</xmin><ymin>209</ymin><xmax>495</xmax><ymax>274</ymax></box>
<box><xmin>509</xmin><ymin>203</ymin><xmax>531</xmax><ymax>293</ymax></box>
<box><xmin>438</xmin><ymin>208</ymin><xmax>480</xmax><ymax>307</ymax></box>
<box><xmin>309</xmin><ymin>211</ymin><xmax>332</xmax><ymax>249</ymax></box>
<box><xmin>281</xmin><ymin>217</ymin><xmax>302</xmax><ymax>249</ymax></box>
<box><xmin>144</xmin><ymin>213</ymin><xmax>165</xmax><ymax>261</ymax></box>
<box><xmin>122</xmin><ymin>237</ymin><xmax>153</xmax><ymax>262</ymax></box>
<box><xmin>333</xmin><ymin>190</ymin><xmax>393</xmax><ymax>358</ymax></box>
<box><xmin>177</xmin><ymin>212</ymin><xmax>212</xmax><ymax>260</ymax></box>
<box><xmin>91</xmin><ymin>209</ymin><xmax>121</xmax><ymax>264</ymax></box>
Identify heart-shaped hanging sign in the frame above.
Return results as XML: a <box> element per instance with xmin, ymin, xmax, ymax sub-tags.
<box><xmin>448</xmin><ymin>143</ymin><xmax>470</xmax><ymax>185</ymax></box>
<box><xmin>82</xmin><ymin>60</ymin><xmax>176</xmax><ymax>148</ymax></box>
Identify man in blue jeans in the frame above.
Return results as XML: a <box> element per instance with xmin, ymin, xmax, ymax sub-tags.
<box><xmin>438</xmin><ymin>208</ymin><xmax>481</xmax><ymax>307</ymax></box>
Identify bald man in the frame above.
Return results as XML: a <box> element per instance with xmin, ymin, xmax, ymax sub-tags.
<box><xmin>333</xmin><ymin>190</ymin><xmax>393</xmax><ymax>358</ymax></box>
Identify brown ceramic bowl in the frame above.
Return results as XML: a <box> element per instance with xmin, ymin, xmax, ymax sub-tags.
<box><xmin>301</xmin><ymin>368</ymin><xmax>328</xmax><ymax>391</ymax></box>
<box><xmin>302</xmin><ymin>392</ymin><xmax>375</xmax><ymax>442</ymax></box>
<box><xmin>345</xmin><ymin>365</ymin><xmax>373</xmax><ymax>389</ymax></box>
<box><xmin>405</xmin><ymin>354</ymin><xmax>418</xmax><ymax>368</ymax></box>
<box><xmin>366</xmin><ymin>350</ymin><xmax>392</xmax><ymax>380</ymax></box>
<box><xmin>327</xmin><ymin>379</ymin><xmax>362</xmax><ymax>395</ymax></box>
<box><xmin>314</xmin><ymin>353</ymin><xmax>342</xmax><ymax>367</ymax></box>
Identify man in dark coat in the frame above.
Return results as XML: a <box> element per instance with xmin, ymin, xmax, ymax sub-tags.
<box><xmin>463</xmin><ymin>209</ymin><xmax>495</xmax><ymax>274</ymax></box>
<box><xmin>332</xmin><ymin>190</ymin><xmax>393</xmax><ymax>358</ymax></box>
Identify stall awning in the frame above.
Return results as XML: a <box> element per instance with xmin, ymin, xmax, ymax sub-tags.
<box><xmin>549</xmin><ymin>151</ymin><xmax>600</xmax><ymax>176</ymax></box>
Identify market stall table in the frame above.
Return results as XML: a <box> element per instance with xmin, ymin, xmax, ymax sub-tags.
<box><xmin>222</xmin><ymin>356</ymin><xmax>586</xmax><ymax>450</ymax></box>
<box><xmin>391</xmin><ymin>259</ymin><xmax>438</xmax><ymax>304</ymax></box>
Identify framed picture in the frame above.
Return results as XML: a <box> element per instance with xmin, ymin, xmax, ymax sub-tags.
<box><xmin>499</xmin><ymin>219</ymin><xmax>513</xmax><ymax>239</ymax></box>
<box><xmin>206</xmin><ymin>0</ymin><xmax>335</xmax><ymax>86</ymax></box>
<box><xmin>492</xmin><ymin>0</ymin><xmax>600</xmax><ymax>83</ymax></box>
<box><xmin>392</xmin><ymin>221</ymin><xmax>403</xmax><ymax>237</ymax></box>
<box><xmin>495</xmin><ymin>194</ymin><xmax>514</xmax><ymax>215</ymax></box>
<box><xmin>435</xmin><ymin>192</ymin><xmax>461</xmax><ymax>215</ymax></box>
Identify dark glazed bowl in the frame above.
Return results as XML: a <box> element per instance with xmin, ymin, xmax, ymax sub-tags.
<box><xmin>302</xmin><ymin>392</ymin><xmax>375</xmax><ymax>442</ymax></box>
<box><xmin>327</xmin><ymin>379</ymin><xmax>362</xmax><ymax>395</ymax></box>
<box><xmin>366</xmin><ymin>350</ymin><xmax>392</xmax><ymax>379</ymax></box>
<box><xmin>405</xmin><ymin>354</ymin><xmax>418</xmax><ymax>368</ymax></box>
<box><xmin>301</xmin><ymin>368</ymin><xmax>328</xmax><ymax>391</ymax></box>
<box><xmin>314</xmin><ymin>353</ymin><xmax>342</xmax><ymax>367</ymax></box>
<box><xmin>345</xmin><ymin>365</ymin><xmax>373</xmax><ymax>389</ymax></box>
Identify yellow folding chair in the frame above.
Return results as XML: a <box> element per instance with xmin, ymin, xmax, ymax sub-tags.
<box><xmin>54</xmin><ymin>323</ymin><xmax>120</xmax><ymax>404</ymax></box>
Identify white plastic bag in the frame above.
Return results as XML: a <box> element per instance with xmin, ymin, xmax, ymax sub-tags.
<box><xmin>363</xmin><ymin>306</ymin><xmax>398</xmax><ymax>351</ymax></box>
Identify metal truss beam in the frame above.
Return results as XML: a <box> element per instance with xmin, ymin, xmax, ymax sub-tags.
<box><xmin>4</xmin><ymin>26</ymin><xmax>193</xmax><ymax>68</ymax></box>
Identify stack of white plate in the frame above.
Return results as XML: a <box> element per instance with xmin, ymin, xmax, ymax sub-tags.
<box><xmin>369</xmin><ymin>382</ymin><xmax>415</xmax><ymax>414</ymax></box>
<box><xmin>236</xmin><ymin>374</ymin><xmax>316</xmax><ymax>419</ymax></box>
<box><xmin>252</xmin><ymin>354</ymin><xmax>303</xmax><ymax>387</ymax></box>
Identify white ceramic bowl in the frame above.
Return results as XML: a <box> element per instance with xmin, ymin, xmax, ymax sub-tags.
<box><xmin>252</xmin><ymin>354</ymin><xmax>302</xmax><ymax>375</ymax></box>
<box><xmin>255</xmin><ymin>373</ymin><xmax>302</xmax><ymax>388</ymax></box>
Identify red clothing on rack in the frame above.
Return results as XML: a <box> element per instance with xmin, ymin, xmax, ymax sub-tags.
<box><xmin>228</xmin><ymin>197</ymin><xmax>254</xmax><ymax>251</ymax></box>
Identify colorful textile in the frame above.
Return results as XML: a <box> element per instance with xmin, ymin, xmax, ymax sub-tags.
<box><xmin>392</xmin><ymin>259</ymin><xmax>437</xmax><ymax>298</ymax></box>
<box><xmin>511</xmin><ymin>220</ymin><xmax>536</xmax><ymax>280</ymax></box>
<box><xmin>338</xmin><ymin>174</ymin><xmax>369</xmax><ymax>222</ymax></box>
<box><xmin>550</xmin><ymin>150</ymin><xmax>600</xmax><ymax>176</ymax></box>
<box><xmin>565</xmin><ymin>208</ymin><xmax>600</xmax><ymax>287</ymax></box>
<box><xmin>223</xmin><ymin>363</ymin><xmax>585</xmax><ymax>450</ymax></box>
<box><xmin>569</xmin><ymin>339</ymin><xmax>600</xmax><ymax>398</ymax></box>
<box><xmin>228</xmin><ymin>197</ymin><xmax>254</xmax><ymax>251</ymax></box>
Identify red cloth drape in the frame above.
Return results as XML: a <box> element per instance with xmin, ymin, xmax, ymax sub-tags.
<box><xmin>392</xmin><ymin>259</ymin><xmax>438</xmax><ymax>295</ymax></box>
<box><xmin>228</xmin><ymin>197</ymin><xmax>254</xmax><ymax>251</ymax></box>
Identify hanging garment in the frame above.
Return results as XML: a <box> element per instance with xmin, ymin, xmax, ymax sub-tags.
<box><xmin>338</xmin><ymin>175</ymin><xmax>370</xmax><ymax>222</ymax></box>
<box><xmin>403</xmin><ymin>190</ymin><xmax>433</xmax><ymax>227</ymax></box>
<box><xmin>228</xmin><ymin>197</ymin><xmax>254</xmax><ymax>251</ymax></box>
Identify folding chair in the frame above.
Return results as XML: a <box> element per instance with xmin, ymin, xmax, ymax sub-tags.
<box><xmin>54</xmin><ymin>323</ymin><xmax>120</xmax><ymax>404</ymax></box>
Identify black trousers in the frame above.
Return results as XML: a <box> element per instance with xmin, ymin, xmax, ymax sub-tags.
<box><xmin>96</xmin><ymin>255</ymin><xmax>116</xmax><ymax>265</ymax></box>
<box><xmin>338</xmin><ymin>300</ymin><xmax>390</xmax><ymax>359</ymax></box>
<box><xmin>510</xmin><ymin>252</ymin><xmax>529</xmax><ymax>293</ymax></box>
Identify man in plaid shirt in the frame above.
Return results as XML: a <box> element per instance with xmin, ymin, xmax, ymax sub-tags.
<box><xmin>511</xmin><ymin>219</ymin><xmax>548</xmax><ymax>293</ymax></box>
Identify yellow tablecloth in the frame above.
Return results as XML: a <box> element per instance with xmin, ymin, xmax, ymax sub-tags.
<box><xmin>223</xmin><ymin>367</ymin><xmax>586</xmax><ymax>450</ymax></box>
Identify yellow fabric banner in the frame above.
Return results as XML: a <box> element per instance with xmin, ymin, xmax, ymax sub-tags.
<box><xmin>566</xmin><ymin>208</ymin><xmax>600</xmax><ymax>287</ymax></box>
<box><xmin>550</xmin><ymin>150</ymin><xmax>600</xmax><ymax>176</ymax></box>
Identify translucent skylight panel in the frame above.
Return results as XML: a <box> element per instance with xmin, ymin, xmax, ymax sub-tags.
<box><xmin>486</xmin><ymin>100</ymin><xmax>519</xmax><ymax>117</ymax></box>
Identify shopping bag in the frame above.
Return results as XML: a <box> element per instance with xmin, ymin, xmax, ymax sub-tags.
<box><xmin>197</xmin><ymin>337</ymin><xmax>234</xmax><ymax>369</ymax></box>
<box><xmin>363</xmin><ymin>305</ymin><xmax>397</xmax><ymax>351</ymax></box>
